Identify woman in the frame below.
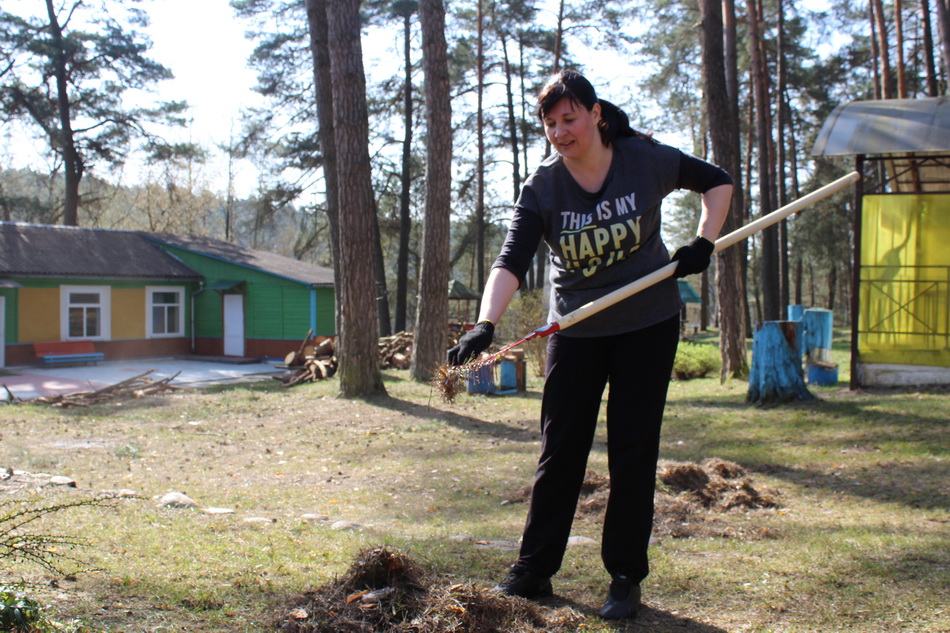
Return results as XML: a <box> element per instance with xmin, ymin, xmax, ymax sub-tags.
<box><xmin>447</xmin><ymin>70</ymin><xmax>733</xmax><ymax>620</ymax></box>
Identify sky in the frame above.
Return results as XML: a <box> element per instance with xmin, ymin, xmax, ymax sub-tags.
<box><xmin>144</xmin><ymin>0</ymin><xmax>263</xmax><ymax>153</ymax></box>
<box><xmin>3</xmin><ymin>0</ymin><xmax>842</xmax><ymax>203</ymax></box>
<box><xmin>1</xmin><ymin>0</ymin><xmax>269</xmax><ymax>197</ymax></box>
<box><xmin>0</xmin><ymin>0</ymin><xmax>665</xmax><ymax>200</ymax></box>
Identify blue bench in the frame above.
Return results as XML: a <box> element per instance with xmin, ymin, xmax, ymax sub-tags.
<box><xmin>33</xmin><ymin>341</ymin><xmax>105</xmax><ymax>367</ymax></box>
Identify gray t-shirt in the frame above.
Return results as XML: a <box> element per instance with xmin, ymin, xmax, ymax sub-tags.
<box><xmin>495</xmin><ymin>135</ymin><xmax>731</xmax><ymax>338</ymax></box>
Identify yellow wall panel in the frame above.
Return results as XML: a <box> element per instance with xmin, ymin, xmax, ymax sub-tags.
<box><xmin>113</xmin><ymin>289</ymin><xmax>146</xmax><ymax>340</ymax></box>
<box><xmin>860</xmin><ymin>194</ymin><xmax>950</xmax><ymax>367</ymax></box>
<box><xmin>19</xmin><ymin>288</ymin><xmax>60</xmax><ymax>342</ymax></box>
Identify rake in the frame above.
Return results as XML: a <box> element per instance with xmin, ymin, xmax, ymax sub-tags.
<box><xmin>436</xmin><ymin>171</ymin><xmax>860</xmax><ymax>402</ymax></box>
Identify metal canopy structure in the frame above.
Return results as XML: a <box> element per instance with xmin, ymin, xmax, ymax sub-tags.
<box><xmin>813</xmin><ymin>97</ymin><xmax>950</xmax><ymax>193</ymax></box>
<box><xmin>812</xmin><ymin>97</ymin><xmax>950</xmax><ymax>387</ymax></box>
<box><xmin>813</xmin><ymin>96</ymin><xmax>950</xmax><ymax>156</ymax></box>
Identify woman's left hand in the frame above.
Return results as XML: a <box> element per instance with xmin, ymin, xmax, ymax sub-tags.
<box><xmin>671</xmin><ymin>236</ymin><xmax>715</xmax><ymax>277</ymax></box>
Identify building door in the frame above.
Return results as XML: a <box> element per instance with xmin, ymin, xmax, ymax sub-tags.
<box><xmin>0</xmin><ymin>296</ymin><xmax>5</xmax><ymax>368</ymax></box>
<box><xmin>223</xmin><ymin>294</ymin><xmax>245</xmax><ymax>357</ymax></box>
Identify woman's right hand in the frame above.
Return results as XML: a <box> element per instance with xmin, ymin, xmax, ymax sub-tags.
<box><xmin>446</xmin><ymin>321</ymin><xmax>495</xmax><ymax>366</ymax></box>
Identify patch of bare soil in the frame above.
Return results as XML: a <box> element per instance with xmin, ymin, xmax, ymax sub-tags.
<box><xmin>509</xmin><ymin>459</ymin><xmax>783</xmax><ymax>540</ymax></box>
<box><xmin>275</xmin><ymin>546</ymin><xmax>582</xmax><ymax>633</ymax></box>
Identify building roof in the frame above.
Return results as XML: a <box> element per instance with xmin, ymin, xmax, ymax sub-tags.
<box><xmin>678</xmin><ymin>279</ymin><xmax>701</xmax><ymax>304</ymax></box>
<box><xmin>0</xmin><ymin>222</ymin><xmax>200</xmax><ymax>280</ymax></box>
<box><xmin>448</xmin><ymin>279</ymin><xmax>480</xmax><ymax>300</ymax></box>
<box><xmin>812</xmin><ymin>97</ymin><xmax>950</xmax><ymax>156</ymax></box>
<box><xmin>0</xmin><ymin>223</ymin><xmax>335</xmax><ymax>287</ymax></box>
<box><xmin>143</xmin><ymin>232</ymin><xmax>335</xmax><ymax>287</ymax></box>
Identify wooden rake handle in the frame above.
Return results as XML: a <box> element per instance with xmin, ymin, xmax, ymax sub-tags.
<box><xmin>554</xmin><ymin>171</ymin><xmax>861</xmax><ymax>333</ymax></box>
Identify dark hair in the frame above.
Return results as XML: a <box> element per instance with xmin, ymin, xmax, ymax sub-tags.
<box><xmin>537</xmin><ymin>69</ymin><xmax>652</xmax><ymax>145</ymax></box>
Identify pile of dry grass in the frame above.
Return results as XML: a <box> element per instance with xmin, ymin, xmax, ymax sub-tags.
<box><xmin>505</xmin><ymin>459</ymin><xmax>782</xmax><ymax>541</ymax></box>
<box><xmin>276</xmin><ymin>547</ymin><xmax>581</xmax><ymax>633</ymax></box>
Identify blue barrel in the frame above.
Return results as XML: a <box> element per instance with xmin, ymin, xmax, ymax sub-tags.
<box><xmin>807</xmin><ymin>363</ymin><xmax>839</xmax><ymax>386</ymax></box>
<box><xmin>466</xmin><ymin>364</ymin><xmax>495</xmax><ymax>394</ymax></box>
<box><xmin>787</xmin><ymin>304</ymin><xmax>805</xmax><ymax>321</ymax></box>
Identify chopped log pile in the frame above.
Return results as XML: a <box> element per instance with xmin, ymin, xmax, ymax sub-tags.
<box><xmin>378</xmin><ymin>331</ymin><xmax>413</xmax><ymax>369</ymax></box>
<box><xmin>274</xmin><ymin>337</ymin><xmax>338</xmax><ymax>387</ymax></box>
<box><xmin>22</xmin><ymin>371</ymin><xmax>186</xmax><ymax>408</ymax></box>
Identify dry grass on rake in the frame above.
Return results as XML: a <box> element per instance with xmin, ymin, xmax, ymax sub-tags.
<box><xmin>275</xmin><ymin>547</ymin><xmax>582</xmax><ymax>633</ymax></box>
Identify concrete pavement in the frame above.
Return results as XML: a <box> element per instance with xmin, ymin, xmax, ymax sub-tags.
<box><xmin>0</xmin><ymin>357</ymin><xmax>283</xmax><ymax>400</ymax></box>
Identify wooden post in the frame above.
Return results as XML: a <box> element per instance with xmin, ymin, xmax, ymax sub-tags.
<box><xmin>747</xmin><ymin>321</ymin><xmax>814</xmax><ymax>404</ymax></box>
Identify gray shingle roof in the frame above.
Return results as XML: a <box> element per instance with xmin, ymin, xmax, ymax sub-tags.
<box><xmin>0</xmin><ymin>222</ymin><xmax>200</xmax><ymax>279</ymax></box>
<box><xmin>0</xmin><ymin>223</ymin><xmax>335</xmax><ymax>287</ymax></box>
<box><xmin>143</xmin><ymin>232</ymin><xmax>334</xmax><ymax>286</ymax></box>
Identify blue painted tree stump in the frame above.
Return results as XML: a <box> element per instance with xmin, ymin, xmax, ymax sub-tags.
<box><xmin>747</xmin><ymin>321</ymin><xmax>814</xmax><ymax>405</ymax></box>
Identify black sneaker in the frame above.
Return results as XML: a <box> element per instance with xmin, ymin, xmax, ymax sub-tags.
<box><xmin>599</xmin><ymin>574</ymin><xmax>641</xmax><ymax>620</ymax></box>
<box><xmin>492</xmin><ymin>563</ymin><xmax>553</xmax><ymax>599</ymax></box>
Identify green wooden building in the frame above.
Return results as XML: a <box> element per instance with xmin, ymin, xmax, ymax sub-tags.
<box><xmin>0</xmin><ymin>222</ymin><xmax>335</xmax><ymax>367</ymax></box>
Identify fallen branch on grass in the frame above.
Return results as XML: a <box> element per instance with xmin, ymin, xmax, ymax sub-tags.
<box><xmin>27</xmin><ymin>371</ymin><xmax>187</xmax><ymax>408</ymax></box>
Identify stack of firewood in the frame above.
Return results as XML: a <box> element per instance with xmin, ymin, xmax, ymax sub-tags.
<box><xmin>275</xmin><ymin>337</ymin><xmax>337</xmax><ymax>387</ymax></box>
<box><xmin>379</xmin><ymin>331</ymin><xmax>413</xmax><ymax>369</ymax></box>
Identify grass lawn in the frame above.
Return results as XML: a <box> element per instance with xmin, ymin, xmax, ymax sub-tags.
<box><xmin>1</xmin><ymin>334</ymin><xmax>947</xmax><ymax>632</ymax></box>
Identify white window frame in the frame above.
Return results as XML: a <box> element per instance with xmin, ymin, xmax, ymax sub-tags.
<box><xmin>60</xmin><ymin>285</ymin><xmax>111</xmax><ymax>341</ymax></box>
<box><xmin>146</xmin><ymin>286</ymin><xmax>185</xmax><ymax>338</ymax></box>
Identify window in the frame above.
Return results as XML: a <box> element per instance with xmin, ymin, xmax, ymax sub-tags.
<box><xmin>61</xmin><ymin>286</ymin><xmax>110</xmax><ymax>341</ymax></box>
<box><xmin>147</xmin><ymin>286</ymin><xmax>185</xmax><ymax>337</ymax></box>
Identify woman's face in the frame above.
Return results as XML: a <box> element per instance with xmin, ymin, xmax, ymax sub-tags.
<box><xmin>542</xmin><ymin>97</ymin><xmax>602</xmax><ymax>161</ymax></box>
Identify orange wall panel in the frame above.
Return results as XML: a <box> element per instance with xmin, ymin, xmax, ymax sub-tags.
<box><xmin>18</xmin><ymin>288</ymin><xmax>59</xmax><ymax>342</ymax></box>
<box><xmin>113</xmin><ymin>288</ymin><xmax>146</xmax><ymax>340</ymax></box>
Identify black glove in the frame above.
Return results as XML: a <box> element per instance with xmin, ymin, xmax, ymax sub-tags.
<box><xmin>671</xmin><ymin>236</ymin><xmax>715</xmax><ymax>278</ymax></box>
<box><xmin>447</xmin><ymin>320</ymin><xmax>495</xmax><ymax>366</ymax></box>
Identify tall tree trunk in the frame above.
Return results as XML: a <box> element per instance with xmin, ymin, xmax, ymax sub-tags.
<box><xmin>325</xmin><ymin>0</ymin><xmax>385</xmax><ymax>397</ymax></box>
<box><xmin>794</xmin><ymin>256</ymin><xmax>803</xmax><ymax>305</ymax></box>
<box><xmin>518</xmin><ymin>36</ymin><xmax>530</xmax><ymax>186</ymax></box>
<box><xmin>475</xmin><ymin>0</ymin><xmax>487</xmax><ymax>306</ymax></box>
<box><xmin>747</xmin><ymin>0</ymin><xmax>780</xmax><ymax>321</ymax></box>
<box><xmin>827</xmin><ymin>264</ymin><xmax>837</xmax><ymax>311</ymax></box>
<box><xmin>395</xmin><ymin>7</ymin><xmax>414</xmax><ymax>334</ymax></box>
<box><xmin>725</xmin><ymin>0</ymin><xmax>751</xmax><ymax>339</ymax></box>
<box><xmin>870</xmin><ymin>2</ymin><xmax>883</xmax><ymax>99</ymax></box>
<box><xmin>530</xmin><ymin>0</ymin><xmax>566</xmax><ymax>292</ymax></box>
<box><xmin>410</xmin><ymin>0</ymin><xmax>452</xmax><ymax>381</ymax></box>
<box><xmin>895</xmin><ymin>0</ymin><xmax>908</xmax><ymax>96</ymax></box>
<box><xmin>501</xmin><ymin>34</ymin><xmax>521</xmax><ymax>203</ymax></box>
<box><xmin>871</xmin><ymin>0</ymin><xmax>895</xmax><ymax>98</ymax></box>
<box><xmin>553</xmin><ymin>0</ymin><xmax>565</xmax><ymax>70</ymax></box>
<box><xmin>700</xmin><ymin>0</ymin><xmax>748</xmax><ymax>378</ymax></box>
<box><xmin>45</xmin><ymin>0</ymin><xmax>82</xmax><ymax>226</ymax></box>
<box><xmin>777</xmin><ymin>0</ymin><xmax>789</xmax><ymax>316</ymax></box>
<box><xmin>936</xmin><ymin>0</ymin><xmax>950</xmax><ymax>81</ymax></box>
<box><xmin>374</xmin><ymin>211</ymin><xmax>393</xmax><ymax>337</ymax></box>
<box><xmin>922</xmin><ymin>0</ymin><xmax>940</xmax><ymax>96</ymax></box>
<box><xmin>305</xmin><ymin>0</ymin><xmax>342</xmax><ymax>336</ymax></box>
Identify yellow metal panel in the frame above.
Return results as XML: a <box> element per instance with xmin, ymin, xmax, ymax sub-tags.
<box><xmin>860</xmin><ymin>194</ymin><xmax>950</xmax><ymax>366</ymax></box>
<box><xmin>113</xmin><ymin>288</ymin><xmax>145</xmax><ymax>340</ymax></box>
<box><xmin>19</xmin><ymin>288</ymin><xmax>60</xmax><ymax>342</ymax></box>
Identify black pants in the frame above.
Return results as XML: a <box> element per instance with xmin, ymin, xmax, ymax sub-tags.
<box><xmin>517</xmin><ymin>314</ymin><xmax>680</xmax><ymax>583</ymax></box>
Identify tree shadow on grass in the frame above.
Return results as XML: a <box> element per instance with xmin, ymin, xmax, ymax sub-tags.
<box><xmin>748</xmin><ymin>461</ymin><xmax>948</xmax><ymax>510</ymax></box>
<box><xmin>542</xmin><ymin>595</ymin><xmax>731</xmax><ymax>633</ymax></box>
<box><xmin>363</xmin><ymin>392</ymin><xmax>541</xmax><ymax>442</ymax></box>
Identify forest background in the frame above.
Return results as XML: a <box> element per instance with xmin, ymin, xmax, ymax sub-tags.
<box><xmin>0</xmin><ymin>0</ymin><xmax>923</xmax><ymax>391</ymax></box>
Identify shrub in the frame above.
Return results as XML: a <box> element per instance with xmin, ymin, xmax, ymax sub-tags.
<box><xmin>497</xmin><ymin>288</ymin><xmax>548</xmax><ymax>377</ymax></box>
<box><xmin>674</xmin><ymin>342</ymin><xmax>720</xmax><ymax>380</ymax></box>
<box><xmin>0</xmin><ymin>496</ymin><xmax>111</xmax><ymax>633</ymax></box>
<box><xmin>0</xmin><ymin>586</ymin><xmax>43</xmax><ymax>632</ymax></box>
